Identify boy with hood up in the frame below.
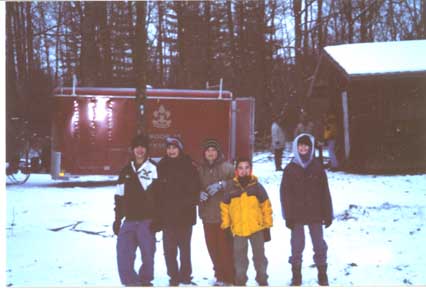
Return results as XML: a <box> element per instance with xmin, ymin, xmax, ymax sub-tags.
<box><xmin>280</xmin><ymin>133</ymin><xmax>333</xmax><ymax>286</ymax></box>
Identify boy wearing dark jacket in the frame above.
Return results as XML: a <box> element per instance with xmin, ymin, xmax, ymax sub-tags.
<box><xmin>156</xmin><ymin>136</ymin><xmax>201</xmax><ymax>286</ymax></box>
<box><xmin>113</xmin><ymin>134</ymin><xmax>158</xmax><ymax>286</ymax></box>
<box><xmin>220</xmin><ymin>158</ymin><xmax>273</xmax><ymax>286</ymax></box>
<box><xmin>280</xmin><ymin>133</ymin><xmax>333</xmax><ymax>286</ymax></box>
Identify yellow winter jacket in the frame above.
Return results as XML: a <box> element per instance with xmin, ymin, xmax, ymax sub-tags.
<box><xmin>220</xmin><ymin>176</ymin><xmax>273</xmax><ymax>237</ymax></box>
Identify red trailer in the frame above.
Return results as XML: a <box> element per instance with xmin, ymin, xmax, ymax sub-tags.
<box><xmin>50</xmin><ymin>87</ymin><xmax>255</xmax><ymax>179</ymax></box>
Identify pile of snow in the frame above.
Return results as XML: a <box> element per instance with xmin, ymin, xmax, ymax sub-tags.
<box><xmin>5</xmin><ymin>151</ymin><xmax>426</xmax><ymax>286</ymax></box>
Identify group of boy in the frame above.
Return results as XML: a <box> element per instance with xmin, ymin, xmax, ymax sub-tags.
<box><xmin>113</xmin><ymin>132</ymin><xmax>334</xmax><ymax>287</ymax></box>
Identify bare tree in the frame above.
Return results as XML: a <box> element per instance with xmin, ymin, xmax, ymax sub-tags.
<box><xmin>134</xmin><ymin>1</ymin><xmax>147</xmax><ymax>133</ymax></box>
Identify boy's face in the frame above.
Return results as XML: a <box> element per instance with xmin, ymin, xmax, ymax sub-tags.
<box><xmin>237</xmin><ymin>161</ymin><xmax>251</xmax><ymax>177</ymax></box>
<box><xmin>166</xmin><ymin>144</ymin><xmax>180</xmax><ymax>158</ymax></box>
<box><xmin>297</xmin><ymin>143</ymin><xmax>311</xmax><ymax>155</ymax></box>
<box><xmin>204</xmin><ymin>147</ymin><xmax>218</xmax><ymax>162</ymax></box>
<box><xmin>133</xmin><ymin>145</ymin><xmax>147</xmax><ymax>160</ymax></box>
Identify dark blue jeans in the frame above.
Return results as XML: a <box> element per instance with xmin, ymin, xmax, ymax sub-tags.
<box><xmin>116</xmin><ymin>219</ymin><xmax>156</xmax><ymax>286</ymax></box>
<box><xmin>162</xmin><ymin>225</ymin><xmax>193</xmax><ymax>283</ymax></box>
<box><xmin>289</xmin><ymin>223</ymin><xmax>328</xmax><ymax>266</ymax></box>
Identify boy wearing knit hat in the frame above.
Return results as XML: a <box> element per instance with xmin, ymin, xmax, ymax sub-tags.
<box><xmin>280</xmin><ymin>133</ymin><xmax>334</xmax><ymax>286</ymax></box>
<box><xmin>113</xmin><ymin>134</ymin><xmax>158</xmax><ymax>286</ymax></box>
<box><xmin>156</xmin><ymin>135</ymin><xmax>201</xmax><ymax>286</ymax></box>
<box><xmin>198</xmin><ymin>138</ymin><xmax>235</xmax><ymax>286</ymax></box>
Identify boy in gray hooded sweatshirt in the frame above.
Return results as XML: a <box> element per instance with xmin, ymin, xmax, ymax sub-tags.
<box><xmin>280</xmin><ymin>133</ymin><xmax>333</xmax><ymax>286</ymax></box>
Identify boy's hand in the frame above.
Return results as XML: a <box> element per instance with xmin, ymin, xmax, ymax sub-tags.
<box><xmin>207</xmin><ymin>181</ymin><xmax>225</xmax><ymax>196</ymax></box>
<box><xmin>113</xmin><ymin>220</ymin><xmax>121</xmax><ymax>235</ymax></box>
<box><xmin>285</xmin><ymin>219</ymin><xmax>294</xmax><ymax>230</ymax></box>
<box><xmin>224</xmin><ymin>228</ymin><xmax>233</xmax><ymax>241</ymax></box>
<box><xmin>324</xmin><ymin>219</ymin><xmax>332</xmax><ymax>228</ymax></box>
<box><xmin>199</xmin><ymin>191</ymin><xmax>209</xmax><ymax>202</ymax></box>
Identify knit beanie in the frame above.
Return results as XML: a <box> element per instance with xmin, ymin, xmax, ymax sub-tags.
<box><xmin>131</xmin><ymin>134</ymin><xmax>150</xmax><ymax>149</ymax></box>
<box><xmin>166</xmin><ymin>136</ymin><xmax>184</xmax><ymax>151</ymax></box>
<box><xmin>203</xmin><ymin>138</ymin><xmax>221</xmax><ymax>152</ymax></box>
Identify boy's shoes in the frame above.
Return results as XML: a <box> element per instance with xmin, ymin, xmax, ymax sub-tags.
<box><xmin>290</xmin><ymin>264</ymin><xmax>302</xmax><ymax>286</ymax></box>
<box><xmin>180</xmin><ymin>280</ymin><xmax>197</xmax><ymax>286</ymax></box>
<box><xmin>317</xmin><ymin>264</ymin><xmax>329</xmax><ymax>286</ymax></box>
<box><xmin>141</xmin><ymin>281</ymin><xmax>153</xmax><ymax>287</ymax></box>
<box><xmin>169</xmin><ymin>278</ymin><xmax>180</xmax><ymax>286</ymax></box>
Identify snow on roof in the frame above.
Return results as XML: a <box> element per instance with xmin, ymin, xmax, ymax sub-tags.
<box><xmin>324</xmin><ymin>40</ymin><xmax>426</xmax><ymax>77</ymax></box>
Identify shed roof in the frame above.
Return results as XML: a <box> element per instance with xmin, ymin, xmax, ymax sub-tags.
<box><xmin>324</xmin><ymin>40</ymin><xmax>426</xmax><ymax>79</ymax></box>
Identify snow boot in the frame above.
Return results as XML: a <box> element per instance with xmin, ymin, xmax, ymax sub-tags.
<box><xmin>290</xmin><ymin>264</ymin><xmax>302</xmax><ymax>286</ymax></box>
<box><xmin>317</xmin><ymin>264</ymin><xmax>329</xmax><ymax>286</ymax></box>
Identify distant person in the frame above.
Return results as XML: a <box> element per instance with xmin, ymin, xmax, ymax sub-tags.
<box><xmin>156</xmin><ymin>136</ymin><xmax>200</xmax><ymax>286</ymax></box>
<box><xmin>198</xmin><ymin>138</ymin><xmax>235</xmax><ymax>286</ymax></box>
<box><xmin>280</xmin><ymin>133</ymin><xmax>333</xmax><ymax>286</ymax></box>
<box><xmin>113</xmin><ymin>134</ymin><xmax>158</xmax><ymax>286</ymax></box>
<box><xmin>220</xmin><ymin>158</ymin><xmax>273</xmax><ymax>286</ymax></box>
<box><xmin>271</xmin><ymin>116</ymin><xmax>286</xmax><ymax>171</ymax></box>
<box><xmin>323</xmin><ymin>113</ymin><xmax>339</xmax><ymax>171</ymax></box>
<box><xmin>293</xmin><ymin>112</ymin><xmax>315</xmax><ymax>138</ymax></box>
<box><xmin>294</xmin><ymin>111</ymin><xmax>323</xmax><ymax>163</ymax></box>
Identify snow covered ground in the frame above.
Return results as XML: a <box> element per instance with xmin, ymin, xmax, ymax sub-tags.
<box><xmin>4</xmin><ymin>151</ymin><xmax>426</xmax><ymax>287</ymax></box>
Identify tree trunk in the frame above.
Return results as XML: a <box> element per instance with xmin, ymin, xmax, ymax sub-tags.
<box><xmin>423</xmin><ymin>0</ymin><xmax>426</xmax><ymax>38</ymax></box>
<box><xmin>14</xmin><ymin>3</ymin><xmax>26</xmax><ymax>82</ymax></box>
<box><xmin>226</xmin><ymin>0</ymin><xmax>237</xmax><ymax>91</ymax></box>
<box><xmin>175</xmin><ymin>2</ymin><xmax>187</xmax><ymax>87</ymax></box>
<box><xmin>54</xmin><ymin>2</ymin><xmax>62</xmax><ymax>84</ymax></box>
<box><xmin>157</xmin><ymin>1</ymin><xmax>164</xmax><ymax>86</ymax></box>
<box><xmin>99</xmin><ymin>1</ymin><xmax>112</xmax><ymax>85</ymax></box>
<box><xmin>204</xmin><ymin>1</ymin><xmax>212</xmax><ymax>83</ymax></box>
<box><xmin>343</xmin><ymin>1</ymin><xmax>353</xmax><ymax>43</ymax></box>
<box><xmin>6</xmin><ymin>2</ymin><xmax>18</xmax><ymax>116</ymax></box>
<box><xmin>38</xmin><ymin>3</ymin><xmax>52</xmax><ymax>77</ymax></box>
<box><xmin>360</xmin><ymin>0</ymin><xmax>367</xmax><ymax>42</ymax></box>
<box><xmin>25</xmin><ymin>2</ymin><xmax>34</xmax><ymax>79</ymax></box>
<box><xmin>292</xmin><ymin>0</ymin><xmax>302</xmax><ymax>125</ymax></box>
<box><xmin>134</xmin><ymin>1</ymin><xmax>147</xmax><ymax>134</ymax></box>
<box><xmin>80</xmin><ymin>2</ymin><xmax>99</xmax><ymax>86</ymax></box>
<box><xmin>317</xmin><ymin>0</ymin><xmax>324</xmax><ymax>49</ymax></box>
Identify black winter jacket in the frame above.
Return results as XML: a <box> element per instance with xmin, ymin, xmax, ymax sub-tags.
<box><xmin>114</xmin><ymin>159</ymin><xmax>158</xmax><ymax>221</ymax></box>
<box><xmin>280</xmin><ymin>133</ymin><xmax>333</xmax><ymax>224</ymax></box>
<box><xmin>156</xmin><ymin>154</ymin><xmax>201</xmax><ymax>227</ymax></box>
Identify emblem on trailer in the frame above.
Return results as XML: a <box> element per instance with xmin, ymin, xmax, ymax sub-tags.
<box><xmin>152</xmin><ymin>105</ymin><xmax>172</xmax><ymax>129</ymax></box>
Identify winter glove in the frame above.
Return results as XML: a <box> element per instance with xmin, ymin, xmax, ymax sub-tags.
<box><xmin>199</xmin><ymin>191</ymin><xmax>209</xmax><ymax>202</ymax></box>
<box><xmin>263</xmin><ymin>228</ymin><xmax>271</xmax><ymax>242</ymax></box>
<box><xmin>207</xmin><ymin>180</ymin><xmax>225</xmax><ymax>196</ymax></box>
<box><xmin>285</xmin><ymin>219</ymin><xmax>294</xmax><ymax>230</ymax></box>
<box><xmin>324</xmin><ymin>219</ymin><xmax>332</xmax><ymax>228</ymax></box>
<box><xmin>113</xmin><ymin>219</ymin><xmax>121</xmax><ymax>235</ymax></box>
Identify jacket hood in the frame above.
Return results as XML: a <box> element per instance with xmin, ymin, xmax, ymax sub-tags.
<box><xmin>292</xmin><ymin>133</ymin><xmax>315</xmax><ymax>168</ymax></box>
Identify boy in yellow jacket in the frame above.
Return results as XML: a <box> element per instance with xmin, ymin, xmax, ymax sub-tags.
<box><xmin>220</xmin><ymin>158</ymin><xmax>273</xmax><ymax>286</ymax></box>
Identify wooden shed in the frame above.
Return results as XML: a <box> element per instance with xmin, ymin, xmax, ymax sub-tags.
<box><xmin>310</xmin><ymin>40</ymin><xmax>426</xmax><ymax>172</ymax></box>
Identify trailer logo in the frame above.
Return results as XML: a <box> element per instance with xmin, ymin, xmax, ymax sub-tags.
<box><xmin>152</xmin><ymin>105</ymin><xmax>172</xmax><ymax>129</ymax></box>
